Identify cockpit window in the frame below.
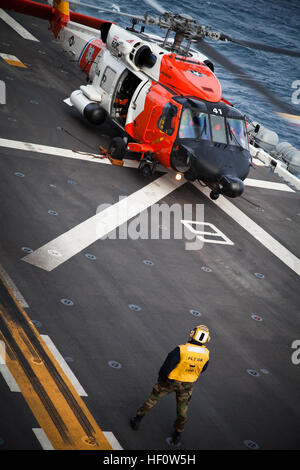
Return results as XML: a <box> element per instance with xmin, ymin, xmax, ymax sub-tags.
<box><xmin>226</xmin><ymin>118</ymin><xmax>249</xmax><ymax>150</ymax></box>
<box><xmin>157</xmin><ymin>103</ymin><xmax>178</xmax><ymax>136</ymax></box>
<box><xmin>178</xmin><ymin>106</ymin><xmax>249</xmax><ymax>150</ymax></box>
<box><xmin>210</xmin><ymin>114</ymin><xmax>227</xmax><ymax>144</ymax></box>
<box><xmin>179</xmin><ymin>109</ymin><xmax>196</xmax><ymax>138</ymax></box>
<box><xmin>196</xmin><ymin>112</ymin><xmax>211</xmax><ymax>140</ymax></box>
<box><xmin>179</xmin><ymin>109</ymin><xmax>211</xmax><ymax>140</ymax></box>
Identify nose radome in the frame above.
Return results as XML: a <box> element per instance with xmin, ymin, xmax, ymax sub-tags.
<box><xmin>220</xmin><ymin>176</ymin><xmax>244</xmax><ymax>198</ymax></box>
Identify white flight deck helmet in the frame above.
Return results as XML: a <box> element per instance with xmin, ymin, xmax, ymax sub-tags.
<box><xmin>189</xmin><ymin>325</ymin><xmax>210</xmax><ymax>344</ymax></box>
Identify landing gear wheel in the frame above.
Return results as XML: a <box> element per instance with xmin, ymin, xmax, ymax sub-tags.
<box><xmin>138</xmin><ymin>152</ymin><xmax>158</xmax><ymax>177</ymax></box>
<box><xmin>210</xmin><ymin>191</ymin><xmax>220</xmax><ymax>200</ymax></box>
<box><xmin>108</xmin><ymin>137</ymin><xmax>126</xmax><ymax>160</ymax></box>
<box><xmin>140</xmin><ymin>164</ymin><xmax>152</xmax><ymax>177</ymax></box>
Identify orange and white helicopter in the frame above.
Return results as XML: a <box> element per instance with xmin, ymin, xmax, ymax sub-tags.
<box><xmin>2</xmin><ymin>0</ymin><xmax>300</xmax><ymax>199</ymax></box>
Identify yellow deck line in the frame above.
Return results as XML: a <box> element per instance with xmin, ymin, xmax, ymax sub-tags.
<box><xmin>0</xmin><ymin>53</ymin><xmax>27</xmax><ymax>68</ymax></box>
<box><xmin>4</xmin><ymin>59</ymin><xmax>27</xmax><ymax>68</ymax></box>
<box><xmin>0</xmin><ymin>275</ymin><xmax>112</xmax><ymax>450</ymax></box>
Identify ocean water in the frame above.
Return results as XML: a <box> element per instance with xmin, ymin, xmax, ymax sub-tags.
<box><xmin>76</xmin><ymin>0</ymin><xmax>300</xmax><ymax>148</ymax></box>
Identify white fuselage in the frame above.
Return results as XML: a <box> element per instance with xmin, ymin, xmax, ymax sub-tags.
<box><xmin>57</xmin><ymin>21</ymin><xmax>210</xmax><ymax>128</ymax></box>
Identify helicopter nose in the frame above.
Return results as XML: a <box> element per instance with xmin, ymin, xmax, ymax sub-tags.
<box><xmin>219</xmin><ymin>176</ymin><xmax>244</xmax><ymax>198</ymax></box>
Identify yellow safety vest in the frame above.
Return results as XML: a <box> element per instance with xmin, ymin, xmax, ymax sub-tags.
<box><xmin>168</xmin><ymin>343</ymin><xmax>209</xmax><ymax>382</ymax></box>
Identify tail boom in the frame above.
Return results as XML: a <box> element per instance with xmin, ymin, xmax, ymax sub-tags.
<box><xmin>0</xmin><ymin>0</ymin><xmax>110</xmax><ymax>33</ymax></box>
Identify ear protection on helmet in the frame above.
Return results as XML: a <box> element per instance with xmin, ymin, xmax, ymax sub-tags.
<box><xmin>190</xmin><ymin>325</ymin><xmax>210</xmax><ymax>344</ymax></box>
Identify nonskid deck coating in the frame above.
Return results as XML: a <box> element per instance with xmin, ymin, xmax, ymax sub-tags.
<box><xmin>0</xmin><ymin>9</ymin><xmax>299</xmax><ymax>450</ymax></box>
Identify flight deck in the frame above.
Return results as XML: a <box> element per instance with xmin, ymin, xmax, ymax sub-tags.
<box><xmin>0</xmin><ymin>7</ymin><xmax>300</xmax><ymax>451</ymax></box>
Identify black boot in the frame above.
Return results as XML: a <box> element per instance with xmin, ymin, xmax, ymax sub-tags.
<box><xmin>130</xmin><ymin>414</ymin><xmax>143</xmax><ymax>430</ymax></box>
<box><xmin>170</xmin><ymin>430</ymin><xmax>182</xmax><ymax>445</ymax></box>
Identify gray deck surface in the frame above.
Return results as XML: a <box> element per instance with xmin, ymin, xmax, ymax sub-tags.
<box><xmin>0</xmin><ymin>9</ymin><xmax>299</xmax><ymax>451</ymax></box>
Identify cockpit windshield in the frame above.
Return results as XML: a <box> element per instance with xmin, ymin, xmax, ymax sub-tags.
<box><xmin>226</xmin><ymin>118</ymin><xmax>249</xmax><ymax>150</ymax></box>
<box><xmin>210</xmin><ymin>114</ymin><xmax>227</xmax><ymax>144</ymax></box>
<box><xmin>178</xmin><ymin>107</ymin><xmax>249</xmax><ymax>150</ymax></box>
<box><xmin>179</xmin><ymin>109</ymin><xmax>211</xmax><ymax>140</ymax></box>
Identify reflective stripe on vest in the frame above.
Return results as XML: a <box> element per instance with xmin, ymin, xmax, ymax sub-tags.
<box><xmin>168</xmin><ymin>343</ymin><xmax>209</xmax><ymax>382</ymax></box>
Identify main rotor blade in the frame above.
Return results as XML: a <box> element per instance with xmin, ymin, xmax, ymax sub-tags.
<box><xmin>96</xmin><ymin>9</ymin><xmax>145</xmax><ymax>22</ymax></box>
<box><xmin>196</xmin><ymin>38</ymin><xmax>299</xmax><ymax>118</ymax></box>
<box><xmin>69</xmin><ymin>0</ymin><xmax>100</xmax><ymax>11</ymax></box>
<box><xmin>69</xmin><ymin>1</ymin><xmax>145</xmax><ymax>21</ymax></box>
<box><xmin>220</xmin><ymin>34</ymin><xmax>300</xmax><ymax>57</ymax></box>
<box><xmin>143</xmin><ymin>0</ymin><xmax>167</xmax><ymax>14</ymax></box>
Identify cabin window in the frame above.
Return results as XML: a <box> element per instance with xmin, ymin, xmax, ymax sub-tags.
<box><xmin>226</xmin><ymin>118</ymin><xmax>249</xmax><ymax>150</ymax></box>
<box><xmin>101</xmin><ymin>66</ymin><xmax>116</xmax><ymax>93</ymax></box>
<box><xmin>157</xmin><ymin>103</ymin><xmax>178</xmax><ymax>136</ymax></box>
<box><xmin>210</xmin><ymin>114</ymin><xmax>227</xmax><ymax>144</ymax></box>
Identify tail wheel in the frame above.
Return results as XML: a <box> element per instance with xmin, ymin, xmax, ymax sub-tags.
<box><xmin>108</xmin><ymin>137</ymin><xmax>126</xmax><ymax>160</ymax></box>
<box><xmin>140</xmin><ymin>164</ymin><xmax>152</xmax><ymax>177</ymax></box>
<box><xmin>210</xmin><ymin>191</ymin><xmax>220</xmax><ymax>200</ymax></box>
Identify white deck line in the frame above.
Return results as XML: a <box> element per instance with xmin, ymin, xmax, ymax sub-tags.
<box><xmin>0</xmin><ymin>9</ymin><xmax>39</xmax><ymax>41</ymax></box>
<box><xmin>0</xmin><ymin>137</ymin><xmax>296</xmax><ymax>189</ymax></box>
<box><xmin>41</xmin><ymin>335</ymin><xmax>88</xmax><ymax>397</ymax></box>
<box><xmin>244</xmin><ymin>178</ymin><xmax>295</xmax><ymax>192</ymax></box>
<box><xmin>0</xmin><ymin>339</ymin><xmax>20</xmax><ymax>391</ymax></box>
<box><xmin>103</xmin><ymin>431</ymin><xmax>123</xmax><ymax>450</ymax></box>
<box><xmin>0</xmin><ymin>365</ymin><xmax>21</xmax><ymax>392</ymax></box>
<box><xmin>0</xmin><ymin>137</ymin><xmax>140</xmax><ymax>169</ymax></box>
<box><xmin>22</xmin><ymin>173</ymin><xmax>185</xmax><ymax>271</ymax></box>
<box><xmin>32</xmin><ymin>428</ymin><xmax>54</xmax><ymax>450</ymax></box>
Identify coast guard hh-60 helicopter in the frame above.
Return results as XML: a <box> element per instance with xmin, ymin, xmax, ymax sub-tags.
<box><xmin>2</xmin><ymin>0</ymin><xmax>300</xmax><ymax>199</ymax></box>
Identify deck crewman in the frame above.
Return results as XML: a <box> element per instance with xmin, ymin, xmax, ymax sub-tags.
<box><xmin>130</xmin><ymin>325</ymin><xmax>210</xmax><ymax>445</ymax></box>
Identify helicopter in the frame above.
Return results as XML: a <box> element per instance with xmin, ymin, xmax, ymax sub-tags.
<box><xmin>2</xmin><ymin>0</ymin><xmax>300</xmax><ymax>200</ymax></box>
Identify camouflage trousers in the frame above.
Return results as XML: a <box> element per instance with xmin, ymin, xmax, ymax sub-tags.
<box><xmin>136</xmin><ymin>378</ymin><xmax>194</xmax><ymax>432</ymax></box>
